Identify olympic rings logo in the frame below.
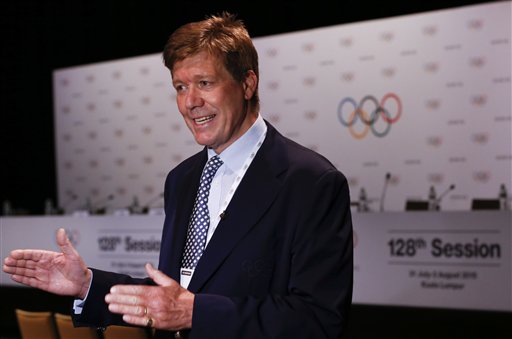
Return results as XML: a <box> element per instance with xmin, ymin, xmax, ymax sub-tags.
<box><xmin>337</xmin><ymin>93</ymin><xmax>402</xmax><ymax>139</ymax></box>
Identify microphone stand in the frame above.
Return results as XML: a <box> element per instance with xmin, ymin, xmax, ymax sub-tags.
<box><xmin>90</xmin><ymin>194</ymin><xmax>115</xmax><ymax>215</ymax></box>
<box><xmin>142</xmin><ymin>192</ymin><xmax>164</xmax><ymax>214</ymax></box>
<box><xmin>379</xmin><ymin>173</ymin><xmax>391</xmax><ymax>212</ymax></box>
<box><xmin>435</xmin><ymin>184</ymin><xmax>456</xmax><ymax>210</ymax></box>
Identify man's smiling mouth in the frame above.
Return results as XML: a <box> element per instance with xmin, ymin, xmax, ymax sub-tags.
<box><xmin>194</xmin><ymin>114</ymin><xmax>216</xmax><ymax>125</ymax></box>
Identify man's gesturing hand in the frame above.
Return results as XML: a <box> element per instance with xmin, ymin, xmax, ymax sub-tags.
<box><xmin>105</xmin><ymin>263</ymin><xmax>195</xmax><ymax>331</ymax></box>
<box><xmin>3</xmin><ymin>228</ymin><xmax>92</xmax><ymax>299</ymax></box>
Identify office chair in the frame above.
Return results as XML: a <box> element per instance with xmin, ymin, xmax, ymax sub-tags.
<box><xmin>103</xmin><ymin>325</ymin><xmax>149</xmax><ymax>339</ymax></box>
<box><xmin>54</xmin><ymin>312</ymin><xmax>99</xmax><ymax>339</ymax></box>
<box><xmin>15</xmin><ymin>309</ymin><xmax>58</xmax><ymax>339</ymax></box>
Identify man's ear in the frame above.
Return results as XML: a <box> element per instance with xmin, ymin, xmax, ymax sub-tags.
<box><xmin>242</xmin><ymin>70</ymin><xmax>258</xmax><ymax>100</ymax></box>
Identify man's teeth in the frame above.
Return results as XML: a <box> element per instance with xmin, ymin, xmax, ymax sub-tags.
<box><xmin>195</xmin><ymin>115</ymin><xmax>215</xmax><ymax>124</ymax></box>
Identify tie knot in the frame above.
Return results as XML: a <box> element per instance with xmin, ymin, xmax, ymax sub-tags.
<box><xmin>205</xmin><ymin>155</ymin><xmax>223</xmax><ymax>174</ymax></box>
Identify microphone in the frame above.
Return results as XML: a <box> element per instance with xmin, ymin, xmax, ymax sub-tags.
<box><xmin>379</xmin><ymin>172</ymin><xmax>391</xmax><ymax>212</ymax></box>
<box><xmin>435</xmin><ymin>184</ymin><xmax>456</xmax><ymax>210</ymax></box>
<box><xmin>141</xmin><ymin>192</ymin><xmax>164</xmax><ymax>214</ymax></box>
<box><xmin>90</xmin><ymin>194</ymin><xmax>115</xmax><ymax>214</ymax></box>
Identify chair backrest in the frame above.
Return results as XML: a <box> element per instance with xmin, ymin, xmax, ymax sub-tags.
<box><xmin>54</xmin><ymin>312</ymin><xmax>99</xmax><ymax>339</ymax></box>
<box><xmin>15</xmin><ymin>309</ymin><xmax>58</xmax><ymax>339</ymax></box>
<box><xmin>103</xmin><ymin>325</ymin><xmax>149</xmax><ymax>339</ymax></box>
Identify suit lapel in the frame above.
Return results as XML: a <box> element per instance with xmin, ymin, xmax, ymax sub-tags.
<box><xmin>187</xmin><ymin>125</ymin><xmax>287</xmax><ymax>292</ymax></box>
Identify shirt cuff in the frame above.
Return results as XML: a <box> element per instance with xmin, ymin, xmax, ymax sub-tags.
<box><xmin>72</xmin><ymin>269</ymin><xmax>93</xmax><ymax>315</ymax></box>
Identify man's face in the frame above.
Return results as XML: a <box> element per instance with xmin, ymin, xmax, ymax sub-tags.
<box><xmin>172</xmin><ymin>52</ymin><xmax>257</xmax><ymax>154</ymax></box>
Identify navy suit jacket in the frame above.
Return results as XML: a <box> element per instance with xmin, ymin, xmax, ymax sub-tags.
<box><xmin>74</xmin><ymin>121</ymin><xmax>353</xmax><ymax>338</ymax></box>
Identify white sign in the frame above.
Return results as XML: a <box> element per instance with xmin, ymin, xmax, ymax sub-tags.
<box><xmin>2</xmin><ymin>212</ymin><xmax>511</xmax><ymax>312</ymax></box>
<box><xmin>353</xmin><ymin>211</ymin><xmax>511</xmax><ymax>311</ymax></box>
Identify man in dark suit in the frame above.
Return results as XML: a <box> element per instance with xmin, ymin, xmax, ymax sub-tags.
<box><xmin>3</xmin><ymin>12</ymin><xmax>353</xmax><ymax>338</ymax></box>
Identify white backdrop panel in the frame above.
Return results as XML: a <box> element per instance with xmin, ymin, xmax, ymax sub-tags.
<box><xmin>53</xmin><ymin>2</ymin><xmax>511</xmax><ymax>212</ymax></box>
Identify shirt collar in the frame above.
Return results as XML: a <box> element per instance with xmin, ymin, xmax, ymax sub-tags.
<box><xmin>207</xmin><ymin>115</ymin><xmax>267</xmax><ymax>173</ymax></box>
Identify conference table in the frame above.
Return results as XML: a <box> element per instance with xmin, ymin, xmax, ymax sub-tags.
<box><xmin>1</xmin><ymin>211</ymin><xmax>510</xmax><ymax>312</ymax></box>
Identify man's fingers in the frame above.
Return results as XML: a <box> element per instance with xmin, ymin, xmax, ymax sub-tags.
<box><xmin>3</xmin><ymin>256</ymin><xmax>17</xmax><ymax>270</ymax></box>
<box><xmin>109</xmin><ymin>284</ymin><xmax>146</xmax><ymax>295</ymax></box>
<box><xmin>10</xmin><ymin>266</ymin><xmax>36</xmax><ymax>278</ymax></box>
<box><xmin>121</xmin><ymin>314</ymin><xmax>152</xmax><ymax>328</ymax></box>
<box><xmin>7</xmin><ymin>249</ymin><xmax>40</xmax><ymax>261</ymax></box>
<box><xmin>4</xmin><ymin>254</ymin><xmax>41</xmax><ymax>272</ymax></box>
<box><xmin>145</xmin><ymin>263</ymin><xmax>173</xmax><ymax>287</ymax></box>
<box><xmin>56</xmin><ymin>228</ymin><xmax>75</xmax><ymax>255</ymax></box>
<box><xmin>106</xmin><ymin>293</ymin><xmax>149</xmax><ymax>325</ymax></box>
<box><xmin>107</xmin><ymin>301</ymin><xmax>146</xmax><ymax>315</ymax></box>
<box><xmin>105</xmin><ymin>292</ymin><xmax>141</xmax><ymax>305</ymax></box>
<box><xmin>11</xmin><ymin>272</ymin><xmax>43</xmax><ymax>289</ymax></box>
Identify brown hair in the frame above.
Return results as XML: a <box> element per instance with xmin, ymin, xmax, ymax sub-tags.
<box><xmin>163</xmin><ymin>12</ymin><xmax>260</xmax><ymax>111</ymax></box>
